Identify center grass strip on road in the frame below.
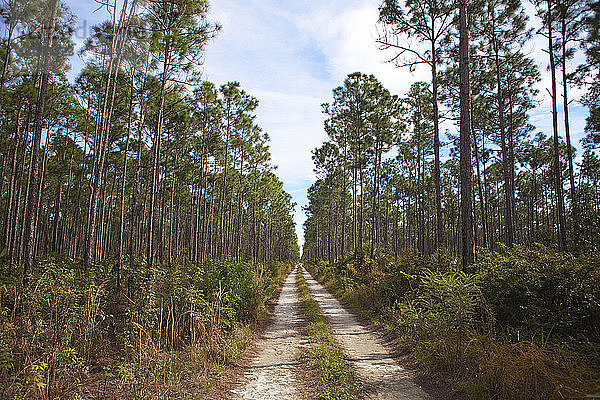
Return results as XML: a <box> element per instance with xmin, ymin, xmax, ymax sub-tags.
<box><xmin>296</xmin><ymin>267</ymin><xmax>361</xmax><ymax>400</ymax></box>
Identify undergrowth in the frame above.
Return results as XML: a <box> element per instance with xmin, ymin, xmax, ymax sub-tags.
<box><xmin>295</xmin><ymin>268</ymin><xmax>360</xmax><ymax>400</ymax></box>
<box><xmin>0</xmin><ymin>255</ymin><xmax>294</xmax><ymax>399</ymax></box>
<box><xmin>305</xmin><ymin>244</ymin><xmax>600</xmax><ymax>400</ymax></box>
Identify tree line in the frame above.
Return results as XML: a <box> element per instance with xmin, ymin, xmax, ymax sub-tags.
<box><xmin>302</xmin><ymin>0</ymin><xmax>600</xmax><ymax>267</ymax></box>
<box><xmin>0</xmin><ymin>0</ymin><xmax>300</xmax><ymax>286</ymax></box>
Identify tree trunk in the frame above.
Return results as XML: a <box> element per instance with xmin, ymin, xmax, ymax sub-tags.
<box><xmin>431</xmin><ymin>27</ymin><xmax>443</xmax><ymax>250</ymax></box>
<box><xmin>23</xmin><ymin>0</ymin><xmax>60</xmax><ymax>285</ymax></box>
<box><xmin>561</xmin><ymin>14</ymin><xmax>577</xmax><ymax>241</ymax></box>
<box><xmin>459</xmin><ymin>0</ymin><xmax>474</xmax><ymax>269</ymax></box>
<box><xmin>547</xmin><ymin>0</ymin><xmax>568</xmax><ymax>251</ymax></box>
<box><xmin>117</xmin><ymin>79</ymin><xmax>135</xmax><ymax>286</ymax></box>
<box><xmin>493</xmin><ymin>24</ymin><xmax>514</xmax><ymax>247</ymax></box>
<box><xmin>147</xmin><ymin>43</ymin><xmax>170</xmax><ymax>268</ymax></box>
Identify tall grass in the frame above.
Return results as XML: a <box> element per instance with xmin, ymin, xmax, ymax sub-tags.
<box><xmin>0</xmin><ymin>255</ymin><xmax>293</xmax><ymax>399</ymax></box>
<box><xmin>305</xmin><ymin>244</ymin><xmax>600</xmax><ymax>400</ymax></box>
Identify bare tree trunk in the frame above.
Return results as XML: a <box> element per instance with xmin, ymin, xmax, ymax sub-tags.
<box><xmin>459</xmin><ymin>0</ymin><xmax>474</xmax><ymax>270</ymax></box>
<box><xmin>147</xmin><ymin>42</ymin><xmax>170</xmax><ymax>268</ymax></box>
<box><xmin>117</xmin><ymin>79</ymin><xmax>135</xmax><ymax>286</ymax></box>
<box><xmin>3</xmin><ymin>104</ymin><xmax>22</xmax><ymax>257</ymax></box>
<box><xmin>493</xmin><ymin>26</ymin><xmax>514</xmax><ymax>247</ymax></box>
<box><xmin>561</xmin><ymin>14</ymin><xmax>577</xmax><ymax>241</ymax></box>
<box><xmin>23</xmin><ymin>0</ymin><xmax>60</xmax><ymax>285</ymax></box>
<box><xmin>473</xmin><ymin>129</ymin><xmax>488</xmax><ymax>248</ymax></box>
<box><xmin>431</xmin><ymin>30</ymin><xmax>443</xmax><ymax>250</ymax></box>
<box><xmin>547</xmin><ymin>0</ymin><xmax>568</xmax><ymax>251</ymax></box>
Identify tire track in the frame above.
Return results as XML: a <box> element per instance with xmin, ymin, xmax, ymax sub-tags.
<box><xmin>300</xmin><ymin>266</ymin><xmax>430</xmax><ymax>400</ymax></box>
<box><xmin>229</xmin><ymin>267</ymin><xmax>303</xmax><ymax>399</ymax></box>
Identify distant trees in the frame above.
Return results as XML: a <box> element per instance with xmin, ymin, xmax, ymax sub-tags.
<box><xmin>471</xmin><ymin>0</ymin><xmax>535</xmax><ymax>248</ymax></box>
<box><xmin>312</xmin><ymin>73</ymin><xmax>400</xmax><ymax>264</ymax></box>
<box><xmin>0</xmin><ymin>0</ymin><xmax>299</xmax><ymax>284</ymax></box>
<box><xmin>303</xmin><ymin>0</ymin><xmax>600</xmax><ymax>262</ymax></box>
<box><xmin>23</xmin><ymin>0</ymin><xmax>72</xmax><ymax>284</ymax></box>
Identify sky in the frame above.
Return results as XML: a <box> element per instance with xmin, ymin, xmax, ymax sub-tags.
<box><xmin>66</xmin><ymin>0</ymin><xmax>591</xmax><ymax>248</ymax></box>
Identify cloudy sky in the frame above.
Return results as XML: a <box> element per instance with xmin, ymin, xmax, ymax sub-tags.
<box><xmin>67</xmin><ymin>0</ymin><xmax>590</xmax><ymax>247</ymax></box>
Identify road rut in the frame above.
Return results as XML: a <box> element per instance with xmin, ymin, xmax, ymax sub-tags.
<box><xmin>300</xmin><ymin>266</ymin><xmax>430</xmax><ymax>400</ymax></box>
<box><xmin>230</xmin><ymin>268</ymin><xmax>303</xmax><ymax>399</ymax></box>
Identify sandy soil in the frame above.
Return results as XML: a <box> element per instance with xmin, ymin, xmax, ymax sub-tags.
<box><xmin>229</xmin><ymin>267</ymin><xmax>304</xmax><ymax>400</ymax></box>
<box><xmin>300</xmin><ymin>266</ymin><xmax>431</xmax><ymax>400</ymax></box>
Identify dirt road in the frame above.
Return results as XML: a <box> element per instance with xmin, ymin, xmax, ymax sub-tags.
<box><xmin>300</xmin><ymin>266</ymin><xmax>430</xmax><ymax>400</ymax></box>
<box><xmin>229</xmin><ymin>266</ymin><xmax>429</xmax><ymax>399</ymax></box>
<box><xmin>230</xmin><ymin>267</ymin><xmax>304</xmax><ymax>399</ymax></box>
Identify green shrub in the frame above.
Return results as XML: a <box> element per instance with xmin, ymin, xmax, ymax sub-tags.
<box><xmin>304</xmin><ymin>244</ymin><xmax>600</xmax><ymax>400</ymax></box>
<box><xmin>476</xmin><ymin>244</ymin><xmax>600</xmax><ymax>343</ymax></box>
<box><xmin>0</xmin><ymin>255</ymin><xmax>295</xmax><ymax>399</ymax></box>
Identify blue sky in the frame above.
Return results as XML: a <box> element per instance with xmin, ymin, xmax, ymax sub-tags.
<box><xmin>66</xmin><ymin>0</ymin><xmax>591</xmax><ymax>248</ymax></box>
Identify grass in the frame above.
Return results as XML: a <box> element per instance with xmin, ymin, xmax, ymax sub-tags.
<box><xmin>0</xmin><ymin>257</ymin><xmax>295</xmax><ymax>399</ymax></box>
<box><xmin>295</xmin><ymin>268</ymin><xmax>361</xmax><ymax>400</ymax></box>
<box><xmin>304</xmin><ymin>249</ymin><xmax>600</xmax><ymax>400</ymax></box>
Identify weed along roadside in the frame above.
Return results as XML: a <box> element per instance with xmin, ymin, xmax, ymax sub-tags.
<box><xmin>295</xmin><ymin>266</ymin><xmax>361</xmax><ymax>400</ymax></box>
<box><xmin>304</xmin><ymin>247</ymin><xmax>600</xmax><ymax>400</ymax></box>
<box><xmin>0</xmin><ymin>258</ymin><xmax>296</xmax><ymax>399</ymax></box>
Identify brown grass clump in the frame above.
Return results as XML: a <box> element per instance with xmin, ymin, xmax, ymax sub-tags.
<box><xmin>477</xmin><ymin>341</ymin><xmax>598</xmax><ymax>400</ymax></box>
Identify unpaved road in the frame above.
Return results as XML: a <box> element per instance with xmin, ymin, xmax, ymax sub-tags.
<box><xmin>228</xmin><ymin>265</ymin><xmax>429</xmax><ymax>399</ymax></box>
<box><xmin>300</xmin><ymin>266</ymin><xmax>430</xmax><ymax>400</ymax></box>
<box><xmin>229</xmin><ymin>267</ymin><xmax>303</xmax><ymax>400</ymax></box>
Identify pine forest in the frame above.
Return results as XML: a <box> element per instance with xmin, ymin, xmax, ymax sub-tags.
<box><xmin>0</xmin><ymin>0</ymin><xmax>598</xmax><ymax>399</ymax></box>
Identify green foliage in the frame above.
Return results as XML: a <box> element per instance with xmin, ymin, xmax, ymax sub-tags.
<box><xmin>0</xmin><ymin>255</ymin><xmax>294</xmax><ymax>398</ymax></box>
<box><xmin>399</xmin><ymin>269</ymin><xmax>481</xmax><ymax>340</ymax></box>
<box><xmin>305</xmin><ymin>245</ymin><xmax>600</xmax><ymax>400</ymax></box>
<box><xmin>477</xmin><ymin>245</ymin><xmax>600</xmax><ymax>343</ymax></box>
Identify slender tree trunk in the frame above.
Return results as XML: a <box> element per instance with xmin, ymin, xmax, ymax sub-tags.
<box><xmin>459</xmin><ymin>0</ymin><xmax>474</xmax><ymax>269</ymax></box>
<box><xmin>493</xmin><ymin>32</ymin><xmax>514</xmax><ymax>246</ymax></box>
<box><xmin>116</xmin><ymin>80</ymin><xmax>135</xmax><ymax>286</ymax></box>
<box><xmin>547</xmin><ymin>0</ymin><xmax>568</xmax><ymax>251</ymax></box>
<box><xmin>431</xmin><ymin>31</ymin><xmax>443</xmax><ymax>250</ymax></box>
<box><xmin>23</xmin><ymin>0</ymin><xmax>60</xmax><ymax>285</ymax></box>
<box><xmin>341</xmin><ymin>144</ymin><xmax>347</xmax><ymax>256</ymax></box>
<box><xmin>3</xmin><ymin>104</ymin><xmax>22</xmax><ymax>256</ymax></box>
<box><xmin>473</xmin><ymin>129</ymin><xmax>488</xmax><ymax>248</ymax></box>
<box><xmin>148</xmin><ymin>43</ymin><xmax>170</xmax><ymax>268</ymax></box>
<box><xmin>561</xmin><ymin>15</ymin><xmax>577</xmax><ymax>241</ymax></box>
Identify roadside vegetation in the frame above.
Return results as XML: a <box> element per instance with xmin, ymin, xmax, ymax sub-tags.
<box><xmin>304</xmin><ymin>246</ymin><xmax>599</xmax><ymax>399</ymax></box>
<box><xmin>0</xmin><ymin>0</ymin><xmax>301</xmax><ymax>398</ymax></box>
<box><xmin>0</xmin><ymin>257</ymin><xmax>294</xmax><ymax>398</ymax></box>
<box><xmin>295</xmin><ymin>268</ymin><xmax>360</xmax><ymax>400</ymax></box>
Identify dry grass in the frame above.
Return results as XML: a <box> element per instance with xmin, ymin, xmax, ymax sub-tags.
<box><xmin>0</xmin><ymin>257</ymin><xmax>295</xmax><ymax>399</ymax></box>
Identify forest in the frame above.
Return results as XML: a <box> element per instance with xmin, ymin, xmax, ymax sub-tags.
<box><xmin>0</xmin><ymin>0</ymin><xmax>300</xmax><ymax>397</ymax></box>
<box><xmin>302</xmin><ymin>0</ymin><xmax>600</xmax><ymax>398</ymax></box>
<box><xmin>0</xmin><ymin>0</ymin><xmax>598</xmax><ymax>398</ymax></box>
